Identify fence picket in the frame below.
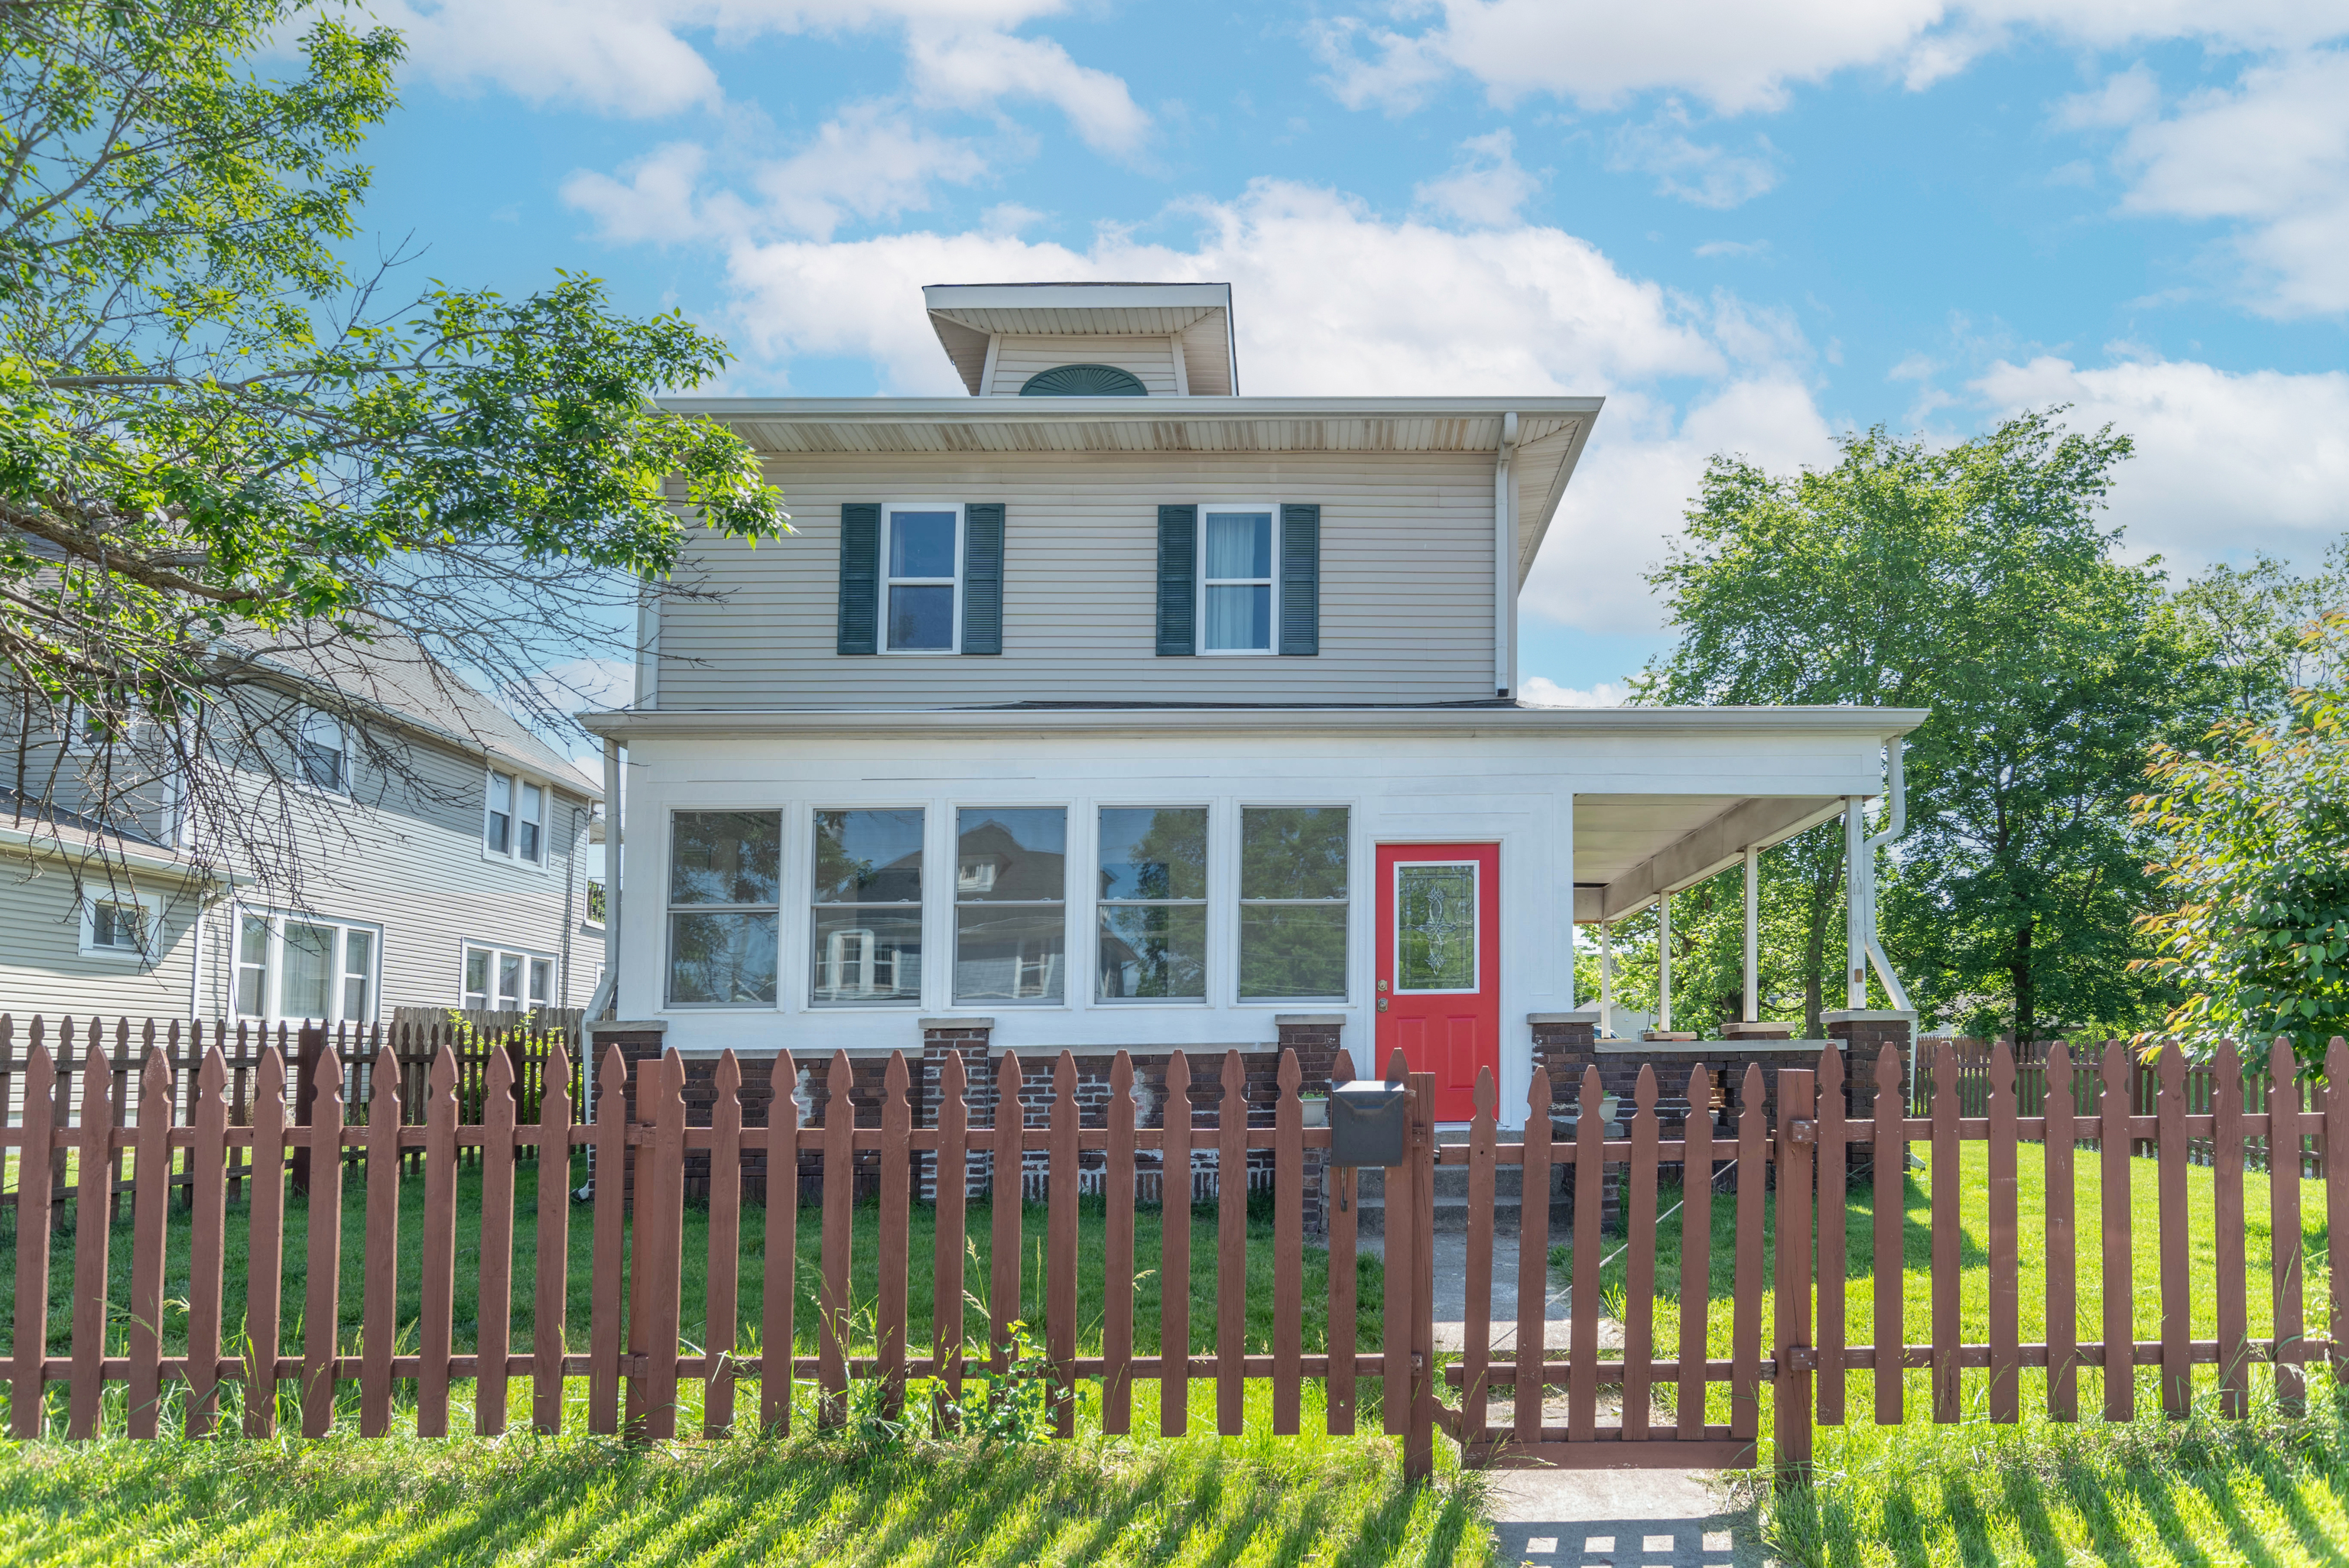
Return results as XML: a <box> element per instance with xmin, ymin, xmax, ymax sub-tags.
<box><xmin>1815</xmin><ymin>1044</ymin><xmax>1846</xmax><ymax>1427</ymax></box>
<box><xmin>2100</xmin><ymin>1042</ymin><xmax>2136</xmax><ymax>1420</ymax></box>
<box><xmin>2213</xmin><ymin>1040</ymin><xmax>2249</xmax><ymax>1418</ymax></box>
<box><xmin>1163</xmin><ymin>1050</ymin><xmax>1193</xmax><ymax>1438</ymax></box>
<box><xmin>1048</xmin><ymin>1051</ymin><xmax>1078</xmax><ymax>1438</ymax></box>
<box><xmin>418</xmin><ymin>1046</ymin><xmax>459</xmax><ymax>1437</ymax></box>
<box><xmin>929</xmin><ymin>1049</ymin><xmax>963</xmax><ymax>1433</ymax></box>
<box><xmin>644</xmin><ymin>1053</ymin><xmax>688</xmax><ymax>1442</ymax></box>
<box><xmin>991</xmin><ymin>1050</ymin><xmax>1023</xmax><ymax>1391</ymax></box>
<box><xmin>126</xmin><ymin>1050</ymin><xmax>172</xmax><ymax>1439</ymax></box>
<box><xmin>1679</xmin><ymin>1060</ymin><xmax>1714</xmax><ymax>1440</ymax></box>
<box><xmin>588</xmin><ymin>1047</ymin><xmax>627</xmax><ymax>1436</ymax></box>
<box><xmin>1516</xmin><ymin>1064</ymin><xmax>1553</xmax><ymax>1446</ymax></box>
<box><xmin>762</xmin><ymin>1052</ymin><xmax>800</xmax><ymax>1435</ymax></box>
<box><xmin>1773</xmin><ymin>1068</ymin><xmax>1815</xmax><ymax>1472</ymax></box>
<box><xmin>1383</xmin><ymin>1047</ymin><xmax>1414</xmax><ymax>1443</ymax></box>
<box><xmin>245</xmin><ymin>1044</ymin><xmax>288</xmax><ymax>1438</ymax></box>
<box><xmin>819</xmin><ymin>1050</ymin><xmax>854</xmax><ymax>1430</ymax></box>
<box><xmin>1623</xmin><ymin>1066</ymin><xmax>1659</xmax><ymax>1443</ymax></box>
<box><xmin>1274</xmin><ymin>1050</ymin><xmax>1304</xmax><ymax>1437</ymax></box>
<box><xmin>361</xmin><ymin>1044</ymin><xmax>402</xmax><ymax>1437</ymax></box>
<box><xmin>1104</xmin><ymin>1051</ymin><xmax>1136</xmax><ymax>1436</ymax></box>
<box><xmin>68</xmin><ymin>1026</ymin><xmax>115</xmax><ymax>1440</ymax></box>
<box><xmin>1731</xmin><ymin>1064</ymin><xmax>1764</xmax><ymax>1447</ymax></box>
<box><xmin>2158</xmin><ymin>1046</ymin><xmax>2191</xmax><ymax>1417</ymax></box>
<box><xmin>1217</xmin><ymin>1049</ymin><xmax>1248</xmax><ymax>1437</ymax></box>
<box><xmin>1569</xmin><ymin>1065</ymin><xmax>1604</xmax><ymax>1443</ymax></box>
<box><xmin>534</xmin><ymin>1044</ymin><xmax>573</xmax><ymax>1436</ymax></box>
<box><xmin>1464</xmin><ymin>1066</ymin><xmax>1498</xmax><ymax>1448</ymax></box>
<box><xmin>877</xmin><ymin>1051</ymin><xmax>908</xmax><ymax>1425</ymax></box>
<box><xmin>2270</xmin><ymin>1040</ymin><xmax>2305</xmax><ymax>1412</ymax></box>
<box><xmin>1931</xmin><ymin>1034</ymin><xmax>1960</xmax><ymax>1424</ymax></box>
<box><xmin>1327</xmin><ymin>1047</ymin><xmax>1361</xmax><ymax>1438</ymax></box>
<box><xmin>2045</xmin><ymin>1044</ymin><xmax>2078</xmax><ymax>1420</ymax></box>
<box><xmin>706</xmin><ymin>1052</ymin><xmax>745</xmax><ymax>1437</ymax></box>
<box><xmin>186</xmin><ymin>1048</ymin><xmax>229</xmax><ymax>1438</ymax></box>
<box><xmin>478</xmin><ymin>1044</ymin><xmax>518</xmax><ymax>1437</ymax></box>
<box><xmin>1872</xmin><ymin>1045</ymin><xmax>1902</xmax><ymax>1425</ymax></box>
<box><xmin>1987</xmin><ymin>1044</ymin><xmax>2018</xmax><ymax>1424</ymax></box>
<box><xmin>301</xmin><ymin>1048</ymin><xmax>346</xmax><ymax>1439</ymax></box>
<box><xmin>11</xmin><ymin>1040</ymin><xmax>56</xmax><ymax>1439</ymax></box>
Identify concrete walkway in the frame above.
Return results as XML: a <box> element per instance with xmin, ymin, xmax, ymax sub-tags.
<box><xmin>1359</xmin><ymin>1219</ymin><xmax>1622</xmax><ymax>1352</ymax></box>
<box><xmin>1483</xmin><ymin>1470</ymin><xmax>1769</xmax><ymax>1568</ymax></box>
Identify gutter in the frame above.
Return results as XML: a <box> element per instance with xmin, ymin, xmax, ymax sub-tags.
<box><xmin>579</xmin><ymin>704</ymin><xmax>1932</xmax><ymax>741</ymax></box>
<box><xmin>1494</xmin><ymin>411</ymin><xmax>1518</xmax><ymax>697</ymax></box>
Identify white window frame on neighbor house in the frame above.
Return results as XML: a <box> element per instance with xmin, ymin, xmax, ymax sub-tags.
<box><xmin>1197</xmin><ymin>503</ymin><xmax>1280</xmax><ymax>655</ymax></box>
<box><xmin>881</xmin><ymin>502</ymin><xmax>964</xmax><ymax>655</ymax></box>
<box><xmin>230</xmin><ymin>907</ymin><xmax>382</xmax><ymax>1025</ymax></box>
<box><xmin>64</xmin><ymin>702</ymin><xmax>135</xmax><ymax>755</ymax></box>
<box><xmin>78</xmin><ymin>889</ymin><xmax>161</xmax><ymax>961</ymax></box>
<box><xmin>461</xmin><ymin>942</ymin><xmax>556</xmax><ymax>1013</ymax></box>
<box><xmin>482</xmin><ymin>767</ymin><xmax>550</xmax><ymax>869</ymax></box>
<box><xmin>294</xmin><ymin>706</ymin><xmax>349</xmax><ymax>794</ymax></box>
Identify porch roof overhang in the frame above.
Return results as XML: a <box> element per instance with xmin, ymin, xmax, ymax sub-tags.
<box><xmin>1574</xmin><ymin>793</ymin><xmax>1854</xmax><ymax>924</ymax></box>
<box><xmin>657</xmin><ymin>394</ymin><xmax>1603</xmax><ymax>588</ymax></box>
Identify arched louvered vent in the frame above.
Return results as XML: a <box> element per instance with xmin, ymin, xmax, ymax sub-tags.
<box><xmin>1019</xmin><ymin>363</ymin><xmax>1149</xmax><ymax>397</ymax></box>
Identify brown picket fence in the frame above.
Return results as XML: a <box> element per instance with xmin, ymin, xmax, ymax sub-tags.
<box><xmin>2</xmin><ymin>1025</ymin><xmax>2339</xmax><ymax>1478</ymax></box>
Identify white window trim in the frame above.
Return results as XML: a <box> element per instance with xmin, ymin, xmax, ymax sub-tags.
<box><xmin>78</xmin><ymin>890</ymin><xmax>162</xmax><ymax>962</ymax></box>
<box><xmin>460</xmin><ymin>940</ymin><xmax>559</xmax><ymax>1011</ymax></box>
<box><xmin>1197</xmin><ymin>502</ymin><xmax>1280</xmax><ymax>656</ymax></box>
<box><xmin>229</xmin><ymin>906</ymin><xmax>383</xmax><ymax>1025</ymax></box>
<box><xmin>1092</xmin><ymin>802</ymin><xmax>1211</xmax><ymax>1007</ymax></box>
<box><xmin>879</xmin><ymin>502</ymin><xmax>965</xmax><ymax>656</ymax></box>
<box><xmin>480</xmin><ymin>764</ymin><xmax>554</xmax><ymax>872</ymax></box>
<box><xmin>294</xmin><ymin>706</ymin><xmax>350</xmax><ymax>797</ymax></box>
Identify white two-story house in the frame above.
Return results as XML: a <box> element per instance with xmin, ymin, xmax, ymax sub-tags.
<box><xmin>587</xmin><ymin>282</ymin><xmax>1922</xmax><ymax>1125</ymax></box>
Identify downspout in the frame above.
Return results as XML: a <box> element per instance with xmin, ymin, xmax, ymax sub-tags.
<box><xmin>1494</xmin><ymin>411</ymin><xmax>1518</xmax><ymax>698</ymax></box>
<box><xmin>560</xmin><ymin>805</ymin><xmax>583</xmax><ymax>1008</ymax></box>
<box><xmin>593</xmin><ymin>738</ymin><xmax>622</xmax><ymax>1018</ymax></box>
<box><xmin>1860</xmin><ymin>738</ymin><xmax>1911</xmax><ymax>1013</ymax></box>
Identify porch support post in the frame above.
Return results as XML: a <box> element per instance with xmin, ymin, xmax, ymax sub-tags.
<box><xmin>1657</xmin><ymin>891</ymin><xmax>1672</xmax><ymax>1033</ymax></box>
<box><xmin>1844</xmin><ymin>797</ymin><xmax>1867</xmax><ymax>1009</ymax></box>
<box><xmin>1742</xmin><ymin>844</ymin><xmax>1759</xmax><ymax>1024</ymax></box>
<box><xmin>1598</xmin><ymin>921</ymin><xmax>1614</xmax><ymax>1037</ymax></box>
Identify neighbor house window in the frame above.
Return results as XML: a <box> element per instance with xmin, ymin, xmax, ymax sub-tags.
<box><xmin>667</xmin><ymin>811</ymin><xmax>781</xmax><ymax>1006</ymax></box>
<box><xmin>1097</xmin><ymin>807</ymin><xmax>1207</xmax><ymax>1001</ymax></box>
<box><xmin>955</xmin><ymin>808</ymin><xmax>1066</xmax><ymax>1004</ymax></box>
<box><xmin>297</xmin><ymin>708</ymin><xmax>347</xmax><ymax>791</ymax></box>
<box><xmin>1238</xmin><ymin>806</ymin><xmax>1350</xmax><ymax>1001</ymax></box>
<box><xmin>484</xmin><ymin>771</ymin><xmax>547</xmax><ymax>864</ymax></box>
<box><xmin>517</xmin><ymin>781</ymin><xmax>544</xmax><ymax>863</ymax></box>
<box><xmin>811</xmin><ymin>809</ymin><xmax>924</xmax><ymax>1005</ymax></box>
<box><xmin>884</xmin><ymin>505</ymin><xmax>960</xmax><ymax>651</ymax></box>
<box><xmin>1202</xmin><ymin>509</ymin><xmax>1275</xmax><ymax>653</ymax></box>
<box><xmin>232</xmin><ymin>909</ymin><xmax>380</xmax><ymax>1024</ymax></box>
<box><xmin>487</xmin><ymin>772</ymin><xmax>513</xmax><ymax>854</ymax></box>
<box><xmin>80</xmin><ymin>891</ymin><xmax>160</xmax><ymax>959</ymax></box>
<box><xmin>462</xmin><ymin>943</ymin><xmax>552</xmax><ymax>1011</ymax></box>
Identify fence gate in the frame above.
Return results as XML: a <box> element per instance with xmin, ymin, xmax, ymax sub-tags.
<box><xmin>1438</xmin><ymin>1061</ymin><xmax>1814</xmax><ymax>1472</ymax></box>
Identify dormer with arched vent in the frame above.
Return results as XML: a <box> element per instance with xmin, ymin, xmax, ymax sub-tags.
<box><xmin>924</xmin><ymin>282</ymin><xmax>1236</xmax><ymax>398</ymax></box>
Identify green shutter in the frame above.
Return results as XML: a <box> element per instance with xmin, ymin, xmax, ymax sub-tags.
<box><xmin>836</xmin><ymin>502</ymin><xmax>880</xmax><ymax>654</ymax></box>
<box><xmin>1279</xmin><ymin>503</ymin><xmax>1320</xmax><ymax>656</ymax></box>
<box><xmin>962</xmin><ymin>502</ymin><xmax>1004</xmax><ymax>654</ymax></box>
<box><xmin>1156</xmin><ymin>505</ymin><xmax>1197</xmax><ymax>657</ymax></box>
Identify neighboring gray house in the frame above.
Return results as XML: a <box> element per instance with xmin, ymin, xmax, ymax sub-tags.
<box><xmin>0</xmin><ymin>635</ymin><xmax>605</xmax><ymax>1027</ymax></box>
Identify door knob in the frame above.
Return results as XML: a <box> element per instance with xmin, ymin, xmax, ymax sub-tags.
<box><xmin>1377</xmin><ymin>998</ymin><xmax>1389</xmax><ymax>1012</ymax></box>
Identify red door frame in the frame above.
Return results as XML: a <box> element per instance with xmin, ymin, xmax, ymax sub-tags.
<box><xmin>1374</xmin><ymin>842</ymin><xmax>1500</xmax><ymax>1122</ymax></box>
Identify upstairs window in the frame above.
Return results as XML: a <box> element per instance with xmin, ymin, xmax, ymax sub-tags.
<box><xmin>885</xmin><ymin>506</ymin><xmax>961</xmax><ymax>652</ymax></box>
<box><xmin>296</xmin><ymin>708</ymin><xmax>346</xmax><ymax>791</ymax></box>
<box><xmin>485</xmin><ymin>771</ymin><xmax>546</xmax><ymax>864</ymax></box>
<box><xmin>1202</xmin><ymin>510</ymin><xmax>1275</xmax><ymax>653</ymax></box>
<box><xmin>487</xmin><ymin>772</ymin><xmax>513</xmax><ymax>854</ymax></box>
<box><xmin>518</xmin><ymin>781</ymin><xmax>544</xmax><ymax>863</ymax></box>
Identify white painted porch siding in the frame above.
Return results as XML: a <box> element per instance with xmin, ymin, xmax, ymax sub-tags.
<box><xmin>983</xmin><ymin>334</ymin><xmax>1181</xmax><ymax>396</ymax></box>
<box><xmin>655</xmin><ymin>449</ymin><xmax>1499</xmax><ymax>709</ymax></box>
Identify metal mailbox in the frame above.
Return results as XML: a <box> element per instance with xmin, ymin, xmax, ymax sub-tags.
<box><xmin>1329</xmin><ymin>1079</ymin><xmax>1411</xmax><ymax>1167</ymax></box>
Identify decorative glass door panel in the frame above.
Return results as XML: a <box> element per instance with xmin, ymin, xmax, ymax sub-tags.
<box><xmin>1376</xmin><ymin>843</ymin><xmax>1499</xmax><ymax>1121</ymax></box>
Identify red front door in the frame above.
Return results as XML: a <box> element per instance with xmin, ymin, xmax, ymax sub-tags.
<box><xmin>1375</xmin><ymin>842</ymin><xmax>1500</xmax><ymax>1122</ymax></box>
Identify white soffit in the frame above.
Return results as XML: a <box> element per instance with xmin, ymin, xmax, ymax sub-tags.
<box><xmin>1575</xmin><ymin>794</ymin><xmax>1855</xmax><ymax>924</ymax></box>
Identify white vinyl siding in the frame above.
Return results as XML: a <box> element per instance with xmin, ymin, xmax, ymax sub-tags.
<box><xmin>983</xmin><ymin>335</ymin><xmax>1181</xmax><ymax>397</ymax></box>
<box><xmin>0</xmin><ymin>863</ymin><xmax>199</xmax><ymax>1016</ymax></box>
<box><xmin>655</xmin><ymin>450</ymin><xmax>1497</xmax><ymax>708</ymax></box>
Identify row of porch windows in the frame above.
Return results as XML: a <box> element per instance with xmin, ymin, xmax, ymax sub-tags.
<box><xmin>665</xmin><ymin>804</ymin><xmax>1351</xmax><ymax>1008</ymax></box>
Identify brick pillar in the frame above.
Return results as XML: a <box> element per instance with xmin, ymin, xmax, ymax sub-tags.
<box><xmin>921</xmin><ymin>1018</ymin><xmax>993</xmax><ymax>1202</ymax></box>
<box><xmin>583</xmin><ymin>1021</ymin><xmax>668</xmax><ymax>1205</ymax></box>
<box><xmin>1276</xmin><ymin>1015</ymin><xmax>1346</xmax><ymax>1235</ymax></box>
<box><xmin>1825</xmin><ymin>1009</ymin><xmax>1915</xmax><ymax>1185</ymax></box>
<box><xmin>1528</xmin><ymin>1009</ymin><xmax>1600</xmax><ymax>1114</ymax></box>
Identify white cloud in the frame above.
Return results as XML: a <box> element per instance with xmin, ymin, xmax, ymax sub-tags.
<box><xmin>561</xmin><ymin>141</ymin><xmax>720</xmax><ymax>243</ymax></box>
<box><xmin>1694</xmin><ymin>239</ymin><xmax>1771</xmax><ymax>258</ymax></box>
<box><xmin>1520</xmin><ymin>677</ymin><xmax>1633</xmax><ymax>706</ymax></box>
<box><xmin>1313</xmin><ymin>0</ymin><xmax>2349</xmax><ymax>118</ymax></box>
<box><xmin>905</xmin><ymin>28</ymin><xmax>1149</xmax><ymax>153</ymax></box>
<box><xmin>2097</xmin><ymin>49</ymin><xmax>2349</xmax><ymax>317</ymax></box>
<box><xmin>1607</xmin><ymin>108</ymin><xmax>1780</xmax><ymax>208</ymax></box>
<box><xmin>2053</xmin><ymin>62</ymin><xmax>2160</xmax><ymax>128</ymax></box>
<box><xmin>1413</xmin><ymin>131</ymin><xmax>1541</xmax><ymax>226</ymax></box>
<box><xmin>1972</xmin><ymin>354</ymin><xmax>2349</xmax><ymax>563</ymax></box>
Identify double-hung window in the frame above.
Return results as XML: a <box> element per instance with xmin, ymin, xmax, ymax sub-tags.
<box><xmin>1202</xmin><ymin>509</ymin><xmax>1275</xmax><ymax>653</ymax></box>
<box><xmin>463</xmin><ymin>944</ymin><xmax>554</xmax><ymax>1011</ymax></box>
<box><xmin>1238</xmin><ymin>806</ymin><xmax>1350</xmax><ymax>1001</ymax></box>
<box><xmin>296</xmin><ymin>708</ymin><xmax>347</xmax><ymax>792</ymax></box>
<box><xmin>885</xmin><ymin>505</ymin><xmax>961</xmax><ymax>652</ymax></box>
<box><xmin>666</xmin><ymin>811</ymin><xmax>781</xmax><ymax>1006</ymax></box>
<box><xmin>811</xmin><ymin>810</ymin><xmax>924</xmax><ymax>1005</ymax></box>
<box><xmin>954</xmin><ymin>808</ymin><xmax>1066</xmax><ymax>1004</ymax></box>
<box><xmin>486</xmin><ymin>771</ymin><xmax>545</xmax><ymax>864</ymax></box>
<box><xmin>1097</xmin><ymin>807</ymin><xmax>1207</xmax><ymax>1001</ymax></box>
<box><xmin>80</xmin><ymin>891</ymin><xmax>159</xmax><ymax>959</ymax></box>
<box><xmin>233</xmin><ymin>909</ymin><xmax>379</xmax><ymax>1024</ymax></box>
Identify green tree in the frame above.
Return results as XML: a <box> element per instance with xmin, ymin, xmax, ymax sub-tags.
<box><xmin>2134</xmin><ymin>612</ymin><xmax>2349</xmax><ymax>1063</ymax></box>
<box><xmin>1639</xmin><ymin>411</ymin><xmax>2213</xmax><ymax>1041</ymax></box>
<box><xmin>0</xmin><ymin>2</ymin><xmax>788</xmax><ymax>898</ymax></box>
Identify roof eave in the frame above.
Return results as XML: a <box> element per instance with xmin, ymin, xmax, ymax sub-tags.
<box><xmin>580</xmin><ymin>704</ymin><xmax>1928</xmax><ymax>742</ymax></box>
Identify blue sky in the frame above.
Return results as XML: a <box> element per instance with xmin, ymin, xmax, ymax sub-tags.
<box><xmin>343</xmin><ymin>0</ymin><xmax>2349</xmax><ymax>702</ymax></box>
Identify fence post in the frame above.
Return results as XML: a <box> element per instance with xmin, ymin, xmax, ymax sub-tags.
<box><xmin>1405</xmin><ymin>1069</ymin><xmax>1438</xmax><ymax>1484</ymax></box>
<box><xmin>1773</xmin><ymin>1067</ymin><xmax>1815</xmax><ymax>1480</ymax></box>
<box><xmin>289</xmin><ymin>1024</ymin><xmax>324</xmax><ymax>1196</ymax></box>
